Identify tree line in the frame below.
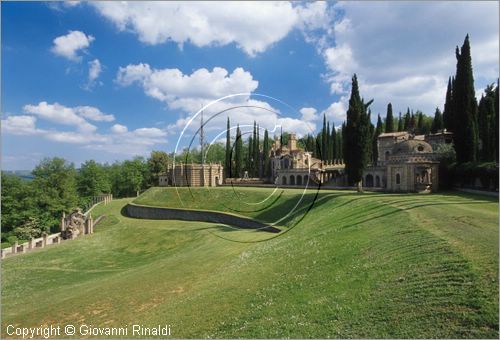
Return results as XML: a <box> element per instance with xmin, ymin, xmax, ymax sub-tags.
<box><xmin>342</xmin><ymin>34</ymin><xmax>499</xmax><ymax>188</ymax></box>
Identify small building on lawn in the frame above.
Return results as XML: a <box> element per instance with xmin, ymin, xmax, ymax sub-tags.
<box><xmin>159</xmin><ymin>163</ymin><xmax>223</xmax><ymax>187</ymax></box>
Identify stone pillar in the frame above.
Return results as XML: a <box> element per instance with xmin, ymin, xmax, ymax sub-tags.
<box><xmin>61</xmin><ymin>212</ymin><xmax>66</xmax><ymax>231</ymax></box>
<box><xmin>55</xmin><ymin>236</ymin><xmax>61</xmax><ymax>244</ymax></box>
<box><xmin>1</xmin><ymin>250</ymin><xmax>5</xmax><ymax>259</ymax></box>
<box><xmin>29</xmin><ymin>238</ymin><xmax>34</xmax><ymax>250</ymax></box>
<box><xmin>12</xmin><ymin>241</ymin><xmax>18</xmax><ymax>254</ymax></box>
<box><xmin>42</xmin><ymin>234</ymin><xmax>48</xmax><ymax>247</ymax></box>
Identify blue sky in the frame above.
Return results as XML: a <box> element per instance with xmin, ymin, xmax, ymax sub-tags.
<box><xmin>2</xmin><ymin>1</ymin><xmax>498</xmax><ymax>170</ymax></box>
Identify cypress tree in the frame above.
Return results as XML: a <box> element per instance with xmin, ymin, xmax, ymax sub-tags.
<box><xmin>495</xmin><ymin>82</ymin><xmax>499</xmax><ymax>162</ymax></box>
<box><xmin>338</xmin><ymin>122</ymin><xmax>345</xmax><ymax>160</ymax></box>
<box><xmin>344</xmin><ymin>74</ymin><xmax>373</xmax><ymax>190</ymax></box>
<box><xmin>478</xmin><ymin>85</ymin><xmax>496</xmax><ymax>161</ymax></box>
<box><xmin>385</xmin><ymin>103</ymin><xmax>394</xmax><ymax>132</ymax></box>
<box><xmin>225</xmin><ymin>117</ymin><xmax>231</xmax><ymax>178</ymax></box>
<box><xmin>403</xmin><ymin>108</ymin><xmax>411</xmax><ymax>131</ymax></box>
<box><xmin>326</xmin><ymin>121</ymin><xmax>331</xmax><ymax>161</ymax></box>
<box><xmin>431</xmin><ymin>108</ymin><xmax>444</xmax><ymax>133</ymax></box>
<box><xmin>397</xmin><ymin>112</ymin><xmax>403</xmax><ymax>132</ymax></box>
<box><xmin>417</xmin><ymin>112</ymin><xmax>424</xmax><ymax>134</ymax></box>
<box><xmin>321</xmin><ymin>114</ymin><xmax>327</xmax><ymax>161</ymax></box>
<box><xmin>373</xmin><ymin>114</ymin><xmax>383</xmax><ymax>165</ymax></box>
<box><xmin>235</xmin><ymin>125</ymin><xmax>242</xmax><ymax>177</ymax></box>
<box><xmin>247</xmin><ymin>135</ymin><xmax>253</xmax><ymax>176</ymax></box>
<box><xmin>331</xmin><ymin>122</ymin><xmax>337</xmax><ymax>160</ymax></box>
<box><xmin>263</xmin><ymin>129</ymin><xmax>270</xmax><ymax>178</ymax></box>
<box><xmin>453</xmin><ymin>34</ymin><xmax>479</xmax><ymax>163</ymax></box>
<box><xmin>443</xmin><ymin>77</ymin><xmax>454</xmax><ymax>131</ymax></box>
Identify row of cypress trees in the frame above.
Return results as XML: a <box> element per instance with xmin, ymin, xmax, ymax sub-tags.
<box><xmin>442</xmin><ymin>35</ymin><xmax>499</xmax><ymax>163</ymax></box>
<box><xmin>225</xmin><ymin>118</ymin><xmax>271</xmax><ymax>178</ymax></box>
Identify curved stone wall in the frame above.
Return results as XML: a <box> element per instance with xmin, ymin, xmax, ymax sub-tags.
<box><xmin>125</xmin><ymin>204</ymin><xmax>280</xmax><ymax>233</ymax></box>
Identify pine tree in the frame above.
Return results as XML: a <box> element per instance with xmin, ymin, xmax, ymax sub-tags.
<box><xmin>431</xmin><ymin>108</ymin><xmax>444</xmax><ymax>133</ymax></box>
<box><xmin>225</xmin><ymin>117</ymin><xmax>232</xmax><ymax>178</ymax></box>
<box><xmin>443</xmin><ymin>77</ymin><xmax>454</xmax><ymax>131</ymax></box>
<box><xmin>344</xmin><ymin>74</ymin><xmax>373</xmax><ymax>190</ymax></box>
<box><xmin>453</xmin><ymin>34</ymin><xmax>479</xmax><ymax>163</ymax></box>
<box><xmin>373</xmin><ymin>114</ymin><xmax>383</xmax><ymax>165</ymax></box>
<box><xmin>235</xmin><ymin>125</ymin><xmax>242</xmax><ymax>177</ymax></box>
<box><xmin>263</xmin><ymin>129</ymin><xmax>270</xmax><ymax>178</ymax></box>
<box><xmin>397</xmin><ymin>112</ymin><xmax>403</xmax><ymax>132</ymax></box>
<box><xmin>385</xmin><ymin>103</ymin><xmax>394</xmax><ymax>132</ymax></box>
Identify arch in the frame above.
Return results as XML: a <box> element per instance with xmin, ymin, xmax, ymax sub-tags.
<box><xmin>365</xmin><ymin>174</ymin><xmax>374</xmax><ymax>187</ymax></box>
<box><xmin>290</xmin><ymin>175</ymin><xmax>295</xmax><ymax>185</ymax></box>
<box><xmin>304</xmin><ymin>175</ymin><xmax>309</xmax><ymax>184</ymax></box>
<box><xmin>284</xmin><ymin>158</ymin><xmax>290</xmax><ymax>169</ymax></box>
<box><xmin>385</xmin><ymin>151</ymin><xmax>390</xmax><ymax>160</ymax></box>
<box><xmin>297</xmin><ymin>175</ymin><xmax>302</xmax><ymax>186</ymax></box>
<box><xmin>396</xmin><ymin>173</ymin><xmax>401</xmax><ymax>185</ymax></box>
<box><xmin>282</xmin><ymin>176</ymin><xmax>287</xmax><ymax>185</ymax></box>
<box><xmin>375</xmin><ymin>175</ymin><xmax>380</xmax><ymax>187</ymax></box>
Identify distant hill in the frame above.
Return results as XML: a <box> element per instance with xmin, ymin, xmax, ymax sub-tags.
<box><xmin>2</xmin><ymin>170</ymin><xmax>34</xmax><ymax>181</ymax></box>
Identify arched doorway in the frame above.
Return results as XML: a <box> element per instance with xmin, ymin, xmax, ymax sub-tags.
<box><xmin>304</xmin><ymin>175</ymin><xmax>309</xmax><ymax>184</ymax></box>
<box><xmin>375</xmin><ymin>175</ymin><xmax>380</xmax><ymax>187</ymax></box>
<box><xmin>365</xmin><ymin>174</ymin><xmax>374</xmax><ymax>187</ymax></box>
<box><xmin>297</xmin><ymin>175</ymin><xmax>302</xmax><ymax>185</ymax></box>
<box><xmin>290</xmin><ymin>175</ymin><xmax>295</xmax><ymax>185</ymax></box>
<box><xmin>282</xmin><ymin>176</ymin><xmax>287</xmax><ymax>185</ymax></box>
<box><xmin>396</xmin><ymin>173</ymin><xmax>401</xmax><ymax>185</ymax></box>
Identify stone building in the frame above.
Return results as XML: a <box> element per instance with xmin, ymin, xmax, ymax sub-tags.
<box><xmin>363</xmin><ymin>131</ymin><xmax>442</xmax><ymax>193</ymax></box>
<box><xmin>269</xmin><ymin>133</ymin><xmax>345</xmax><ymax>186</ymax></box>
<box><xmin>159</xmin><ymin>163</ymin><xmax>223</xmax><ymax>187</ymax></box>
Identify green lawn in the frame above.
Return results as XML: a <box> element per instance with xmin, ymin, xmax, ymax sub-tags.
<box><xmin>1</xmin><ymin>188</ymin><xmax>498</xmax><ymax>338</ymax></box>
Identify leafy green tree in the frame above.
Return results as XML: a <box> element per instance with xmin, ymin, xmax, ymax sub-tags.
<box><xmin>1</xmin><ymin>173</ymin><xmax>38</xmax><ymax>233</ymax></box>
<box><xmin>344</xmin><ymin>74</ymin><xmax>373</xmax><ymax>190</ymax></box>
<box><xmin>453</xmin><ymin>35</ymin><xmax>479</xmax><ymax>163</ymax></box>
<box><xmin>385</xmin><ymin>103</ymin><xmax>394</xmax><ymax>132</ymax></box>
<box><xmin>78</xmin><ymin>160</ymin><xmax>111</xmax><ymax>199</ymax></box>
<box><xmin>32</xmin><ymin>157</ymin><xmax>79</xmax><ymax>230</ymax></box>
<box><xmin>146</xmin><ymin>151</ymin><xmax>169</xmax><ymax>186</ymax></box>
<box><xmin>431</xmin><ymin>108</ymin><xmax>444</xmax><ymax>133</ymax></box>
<box><xmin>120</xmin><ymin>157</ymin><xmax>148</xmax><ymax>196</ymax></box>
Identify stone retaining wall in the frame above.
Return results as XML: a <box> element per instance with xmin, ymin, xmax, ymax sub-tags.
<box><xmin>125</xmin><ymin>203</ymin><xmax>280</xmax><ymax>233</ymax></box>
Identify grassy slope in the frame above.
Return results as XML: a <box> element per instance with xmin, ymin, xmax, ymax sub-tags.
<box><xmin>1</xmin><ymin>188</ymin><xmax>498</xmax><ymax>338</ymax></box>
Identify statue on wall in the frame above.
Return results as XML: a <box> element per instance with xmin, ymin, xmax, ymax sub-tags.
<box><xmin>61</xmin><ymin>208</ymin><xmax>87</xmax><ymax>240</ymax></box>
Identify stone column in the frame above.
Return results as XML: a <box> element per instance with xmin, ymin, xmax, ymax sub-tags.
<box><xmin>12</xmin><ymin>241</ymin><xmax>18</xmax><ymax>254</ymax></box>
<box><xmin>29</xmin><ymin>238</ymin><xmax>34</xmax><ymax>250</ymax></box>
<box><xmin>61</xmin><ymin>212</ymin><xmax>66</xmax><ymax>231</ymax></box>
<box><xmin>42</xmin><ymin>234</ymin><xmax>48</xmax><ymax>247</ymax></box>
<box><xmin>1</xmin><ymin>250</ymin><xmax>5</xmax><ymax>259</ymax></box>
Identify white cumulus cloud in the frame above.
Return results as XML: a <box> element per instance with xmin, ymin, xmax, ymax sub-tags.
<box><xmin>51</xmin><ymin>30</ymin><xmax>95</xmax><ymax>61</ymax></box>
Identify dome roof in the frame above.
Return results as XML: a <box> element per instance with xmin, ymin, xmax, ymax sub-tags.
<box><xmin>392</xmin><ymin>139</ymin><xmax>433</xmax><ymax>154</ymax></box>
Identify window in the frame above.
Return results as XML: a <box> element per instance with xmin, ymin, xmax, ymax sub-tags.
<box><xmin>396</xmin><ymin>173</ymin><xmax>401</xmax><ymax>185</ymax></box>
<box><xmin>417</xmin><ymin>145</ymin><xmax>424</xmax><ymax>152</ymax></box>
<box><xmin>385</xmin><ymin>151</ymin><xmax>390</xmax><ymax>160</ymax></box>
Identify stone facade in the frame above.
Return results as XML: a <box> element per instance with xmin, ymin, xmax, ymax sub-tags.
<box><xmin>363</xmin><ymin>131</ymin><xmax>442</xmax><ymax>193</ymax></box>
<box><xmin>269</xmin><ymin>133</ymin><xmax>345</xmax><ymax>186</ymax></box>
<box><xmin>159</xmin><ymin>163</ymin><xmax>223</xmax><ymax>187</ymax></box>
